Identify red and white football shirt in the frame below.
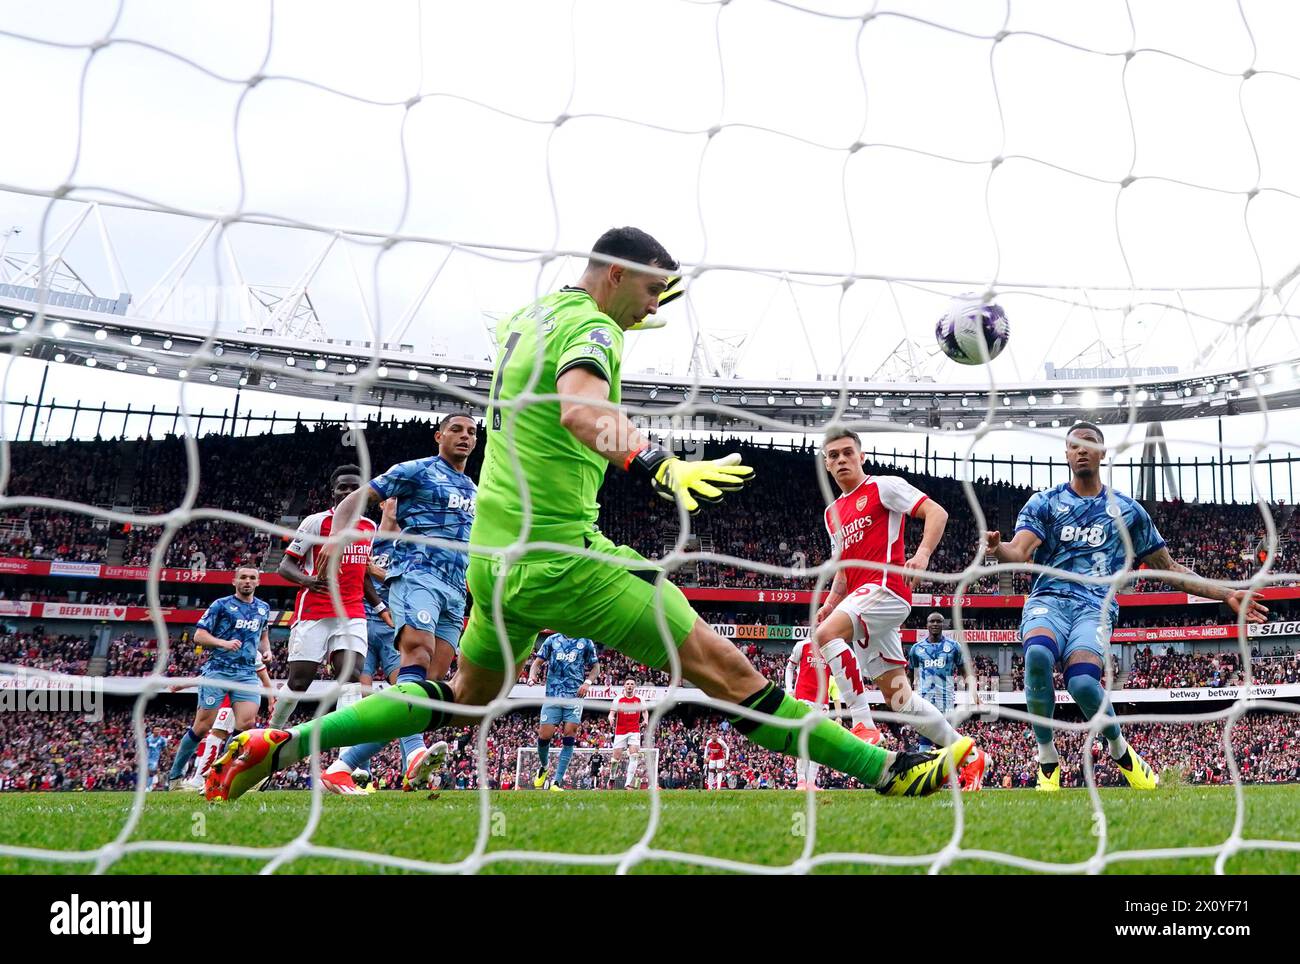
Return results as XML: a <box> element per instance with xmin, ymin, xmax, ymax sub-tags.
<box><xmin>613</xmin><ymin>696</ymin><xmax>643</xmax><ymax>735</ymax></box>
<box><xmin>790</xmin><ymin>639</ymin><xmax>830</xmax><ymax>704</ymax></box>
<box><xmin>285</xmin><ymin>508</ymin><xmax>376</xmax><ymax>623</ymax></box>
<box><xmin>705</xmin><ymin>737</ymin><xmax>728</xmax><ymax>762</ymax></box>
<box><xmin>824</xmin><ymin>475</ymin><xmax>928</xmax><ymax>604</ymax></box>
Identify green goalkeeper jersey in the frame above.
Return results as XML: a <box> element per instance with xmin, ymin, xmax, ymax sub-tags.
<box><xmin>472</xmin><ymin>287</ymin><xmax>623</xmax><ymax>553</ymax></box>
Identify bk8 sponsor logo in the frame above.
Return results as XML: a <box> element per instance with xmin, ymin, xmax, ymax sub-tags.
<box><xmin>1060</xmin><ymin>524</ymin><xmax>1106</xmax><ymax>547</ymax></box>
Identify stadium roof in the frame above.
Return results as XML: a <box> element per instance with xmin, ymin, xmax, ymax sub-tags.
<box><xmin>5</xmin><ymin>295</ymin><xmax>1300</xmax><ymax>435</ymax></box>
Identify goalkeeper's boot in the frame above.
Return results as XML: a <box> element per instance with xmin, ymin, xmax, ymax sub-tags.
<box><xmin>1114</xmin><ymin>746</ymin><xmax>1158</xmax><ymax>790</ymax></box>
<box><xmin>877</xmin><ymin>737</ymin><xmax>974</xmax><ymax>797</ymax></box>
<box><xmin>548</xmin><ymin>783</ymin><xmax>566</xmax><ymax>793</ymax></box>
<box><xmin>1035</xmin><ymin>762</ymin><xmax>1061</xmax><ymax>792</ymax></box>
<box><xmin>850</xmin><ymin>723</ymin><xmax>884</xmax><ymax>746</ymax></box>
<box><xmin>403</xmin><ymin>741</ymin><xmax>448</xmax><ymax>792</ymax></box>
<box><xmin>533</xmin><ymin>767</ymin><xmax>549</xmax><ymax>790</ymax></box>
<box><xmin>319</xmin><ymin>769</ymin><xmax>366</xmax><ymax>796</ymax></box>
<box><xmin>958</xmin><ymin>746</ymin><xmax>988</xmax><ymax>792</ymax></box>
<box><xmin>205</xmin><ymin>728</ymin><xmax>291</xmax><ymax>803</ymax></box>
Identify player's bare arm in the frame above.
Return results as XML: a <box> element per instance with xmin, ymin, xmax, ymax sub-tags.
<box><xmin>193</xmin><ymin>627</ymin><xmax>238</xmax><ymax>652</ymax></box>
<box><xmin>984</xmin><ymin>528</ymin><xmax>1042</xmax><ymax>565</ymax></box>
<box><xmin>578</xmin><ymin>661</ymin><xmax>599</xmax><ymax>698</ymax></box>
<box><xmin>905</xmin><ymin>498</ymin><xmax>949</xmax><ymax>587</ymax></box>
<box><xmin>557</xmin><ymin>366</ymin><xmax>649</xmax><ymax>467</ymax></box>
<box><xmin>1140</xmin><ymin>545</ymin><xmax>1269</xmax><ymax>623</ymax></box>
<box><xmin>527</xmin><ymin>656</ymin><xmax>545</xmax><ymax>687</ymax></box>
<box><xmin>361</xmin><ymin>575</ymin><xmax>393</xmax><ymax>628</ymax></box>
<box><xmin>557</xmin><ymin>366</ymin><xmax>753</xmax><ymax>513</ymax></box>
<box><xmin>277</xmin><ymin>551</ymin><xmax>328</xmax><ymax>593</ymax></box>
<box><xmin>816</xmin><ymin>569</ymin><xmax>848</xmax><ymax>624</ymax></box>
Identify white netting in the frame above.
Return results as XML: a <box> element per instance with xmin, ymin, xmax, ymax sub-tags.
<box><xmin>1</xmin><ymin>0</ymin><xmax>1300</xmax><ymax>875</ymax></box>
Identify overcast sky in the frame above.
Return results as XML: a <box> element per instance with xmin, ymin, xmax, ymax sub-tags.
<box><xmin>3</xmin><ymin>0</ymin><xmax>1300</xmax><ymax>487</ymax></box>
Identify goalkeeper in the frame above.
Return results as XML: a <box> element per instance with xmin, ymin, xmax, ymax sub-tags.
<box><xmin>207</xmin><ymin>227</ymin><xmax>970</xmax><ymax>801</ymax></box>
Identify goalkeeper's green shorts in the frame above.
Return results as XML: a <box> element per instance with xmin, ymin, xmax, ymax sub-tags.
<box><xmin>459</xmin><ymin>530</ymin><xmax>697</xmax><ymax>673</ymax></box>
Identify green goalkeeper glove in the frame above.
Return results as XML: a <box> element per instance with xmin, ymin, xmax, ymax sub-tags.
<box><xmin>629</xmin><ymin>275</ymin><xmax>684</xmax><ymax>331</ymax></box>
<box><xmin>627</xmin><ymin>445</ymin><xmax>754</xmax><ymax>513</ymax></box>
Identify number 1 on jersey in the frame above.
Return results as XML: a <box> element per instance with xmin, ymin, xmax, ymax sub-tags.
<box><xmin>491</xmin><ymin>330</ymin><xmax>522</xmax><ymax>431</ymax></box>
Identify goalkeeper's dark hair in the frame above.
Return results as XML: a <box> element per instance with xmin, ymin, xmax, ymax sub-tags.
<box><xmin>1067</xmin><ymin>421</ymin><xmax>1105</xmax><ymax>444</ymax></box>
<box><xmin>822</xmin><ymin>427</ymin><xmax>862</xmax><ymax>451</ymax></box>
<box><xmin>589</xmin><ymin>226</ymin><xmax>678</xmax><ymax>273</ymax></box>
<box><xmin>330</xmin><ymin>464</ymin><xmax>362</xmax><ymax>487</ymax></box>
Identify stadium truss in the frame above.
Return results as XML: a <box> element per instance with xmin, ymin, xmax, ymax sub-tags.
<box><xmin>2</xmin><ymin>1</ymin><xmax>1300</xmax><ymax>878</ymax></box>
<box><xmin>3</xmin><ymin>199</ymin><xmax>1300</xmax><ymax>432</ymax></box>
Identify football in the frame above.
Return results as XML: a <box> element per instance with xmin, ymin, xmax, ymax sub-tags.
<box><xmin>935</xmin><ymin>294</ymin><xmax>1010</xmax><ymax>365</ymax></box>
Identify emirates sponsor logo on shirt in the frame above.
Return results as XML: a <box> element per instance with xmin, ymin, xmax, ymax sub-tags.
<box><xmin>340</xmin><ymin>543</ymin><xmax>371</xmax><ymax>564</ymax></box>
<box><xmin>835</xmin><ymin>514</ymin><xmax>873</xmax><ymax>550</ymax></box>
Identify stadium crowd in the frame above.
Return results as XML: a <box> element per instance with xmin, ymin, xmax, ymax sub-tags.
<box><xmin>1125</xmin><ymin>647</ymin><xmax>1300</xmax><ymax>688</ymax></box>
<box><xmin>3</xmin><ymin>423</ymin><xmax>1299</xmax><ymax>599</ymax></box>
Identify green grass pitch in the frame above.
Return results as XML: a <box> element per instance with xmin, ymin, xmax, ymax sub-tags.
<box><xmin>1</xmin><ymin>786</ymin><xmax>1298</xmax><ymax>874</ymax></box>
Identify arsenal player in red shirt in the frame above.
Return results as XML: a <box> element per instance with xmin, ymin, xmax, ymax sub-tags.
<box><xmin>814</xmin><ymin>429</ymin><xmax>985</xmax><ymax>789</ymax></box>
<box><xmin>269</xmin><ymin>464</ymin><xmax>381</xmax><ymax>745</ymax></box>
<box><xmin>608</xmin><ymin>679</ymin><xmax>648</xmax><ymax>789</ymax></box>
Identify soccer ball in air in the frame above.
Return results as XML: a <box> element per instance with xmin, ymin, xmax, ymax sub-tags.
<box><xmin>935</xmin><ymin>295</ymin><xmax>1009</xmax><ymax>365</ymax></box>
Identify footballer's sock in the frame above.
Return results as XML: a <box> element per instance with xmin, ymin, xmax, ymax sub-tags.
<box><xmin>399</xmin><ymin>734</ymin><xmax>427</xmax><ymax>769</ymax></box>
<box><xmin>624</xmin><ymin>753</ymin><xmax>639</xmax><ymax>788</ymax></box>
<box><xmin>339</xmin><ymin>741</ymin><xmax>383</xmax><ymax>773</ymax></box>
<box><xmin>269</xmin><ymin>685</ymin><xmax>303</xmax><ymax>728</ymax></box>
<box><xmin>335</xmin><ymin>682</ymin><xmax>364</xmax><ymax>758</ymax></box>
<box><xmin>899</xmin><ymin>693</ymin><xmax>964</xmax><ymax>754</ymax></box>
<box><xmin>1023</xmin><ymin>642</ymin><xmax>1059</xmax><ymax>753</ymax></box>
<box><xmin>729</xmin><ymin>683</ymin><xmax>891</xmax><ymax>787</ymax></box>
<box><xmin>807</xmin><ymin>761</ymin><xmax>820</xmax><ymax>787</ymax></box>
<box><xmin>845</xmin><ymin>693</ymin><xmax>877</xmax><ymax>730</ymax></box>
<box><xmin>192</xmin><ymin>734</ymin><xmax>221</xmax><ymax>780</ymax></box>
<box><xmin>393</xmin><ymin>666</ymin><xmax>431</xmax><ymax>767</ymax></box>
<box><xmin>168</xmin><ymin>727</ymin><xmax>202</xmax><ymax>780</ymax></box>
<box><xmin>537</xmin><ymin>738</ymin><xmax>552</xmax><ymax>772</ymax></box>
<box><xmin>284</xmin><ymin>681</ymin><xmax>450</xmax><ymax>769</ymax></box>
<box><xmin>827</xmin><ymin>646</ymin><xmax>876</xmax><ymax>728</ymax></box>
<box><xmin>1064</xmin><ymin>664</ymin><xmax>1124</xmax><ymax>750</ymax></box>
<box><xmin>554</xmin><ymin>737</ymin><xmax>575</xmax><ymax>785</ymax></box>
<box><xmin>396</xmin><ymin>665</ymin><xmax>427</xmax><ymax>684</ymax></box>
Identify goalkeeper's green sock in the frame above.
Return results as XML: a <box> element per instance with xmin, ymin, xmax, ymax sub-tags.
<box><xmin>279</xmin><ymin>681</ymin><xmax>452</xmax><ymax>768</ymax></box>
<box><xmin>728</xmin><ymin>683</ymin><xmax>890</xmax><ymax>786</ymax></box>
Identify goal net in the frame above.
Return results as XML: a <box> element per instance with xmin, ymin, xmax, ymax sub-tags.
<box><xmin>1</xmin><ymin>0</ymin><xmax>1299</xmax><ymax>877</ymax></box>
<box><xmin>515</xmin><ymin>746</ymin><xmax>660</xmax><ymax>791</ymax></box>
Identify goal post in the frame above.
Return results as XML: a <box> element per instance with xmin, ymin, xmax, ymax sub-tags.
<box><xmin>515</xmin><ymin>746</ymin><xmax>660</xmax><ymax>790</ymax></box>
